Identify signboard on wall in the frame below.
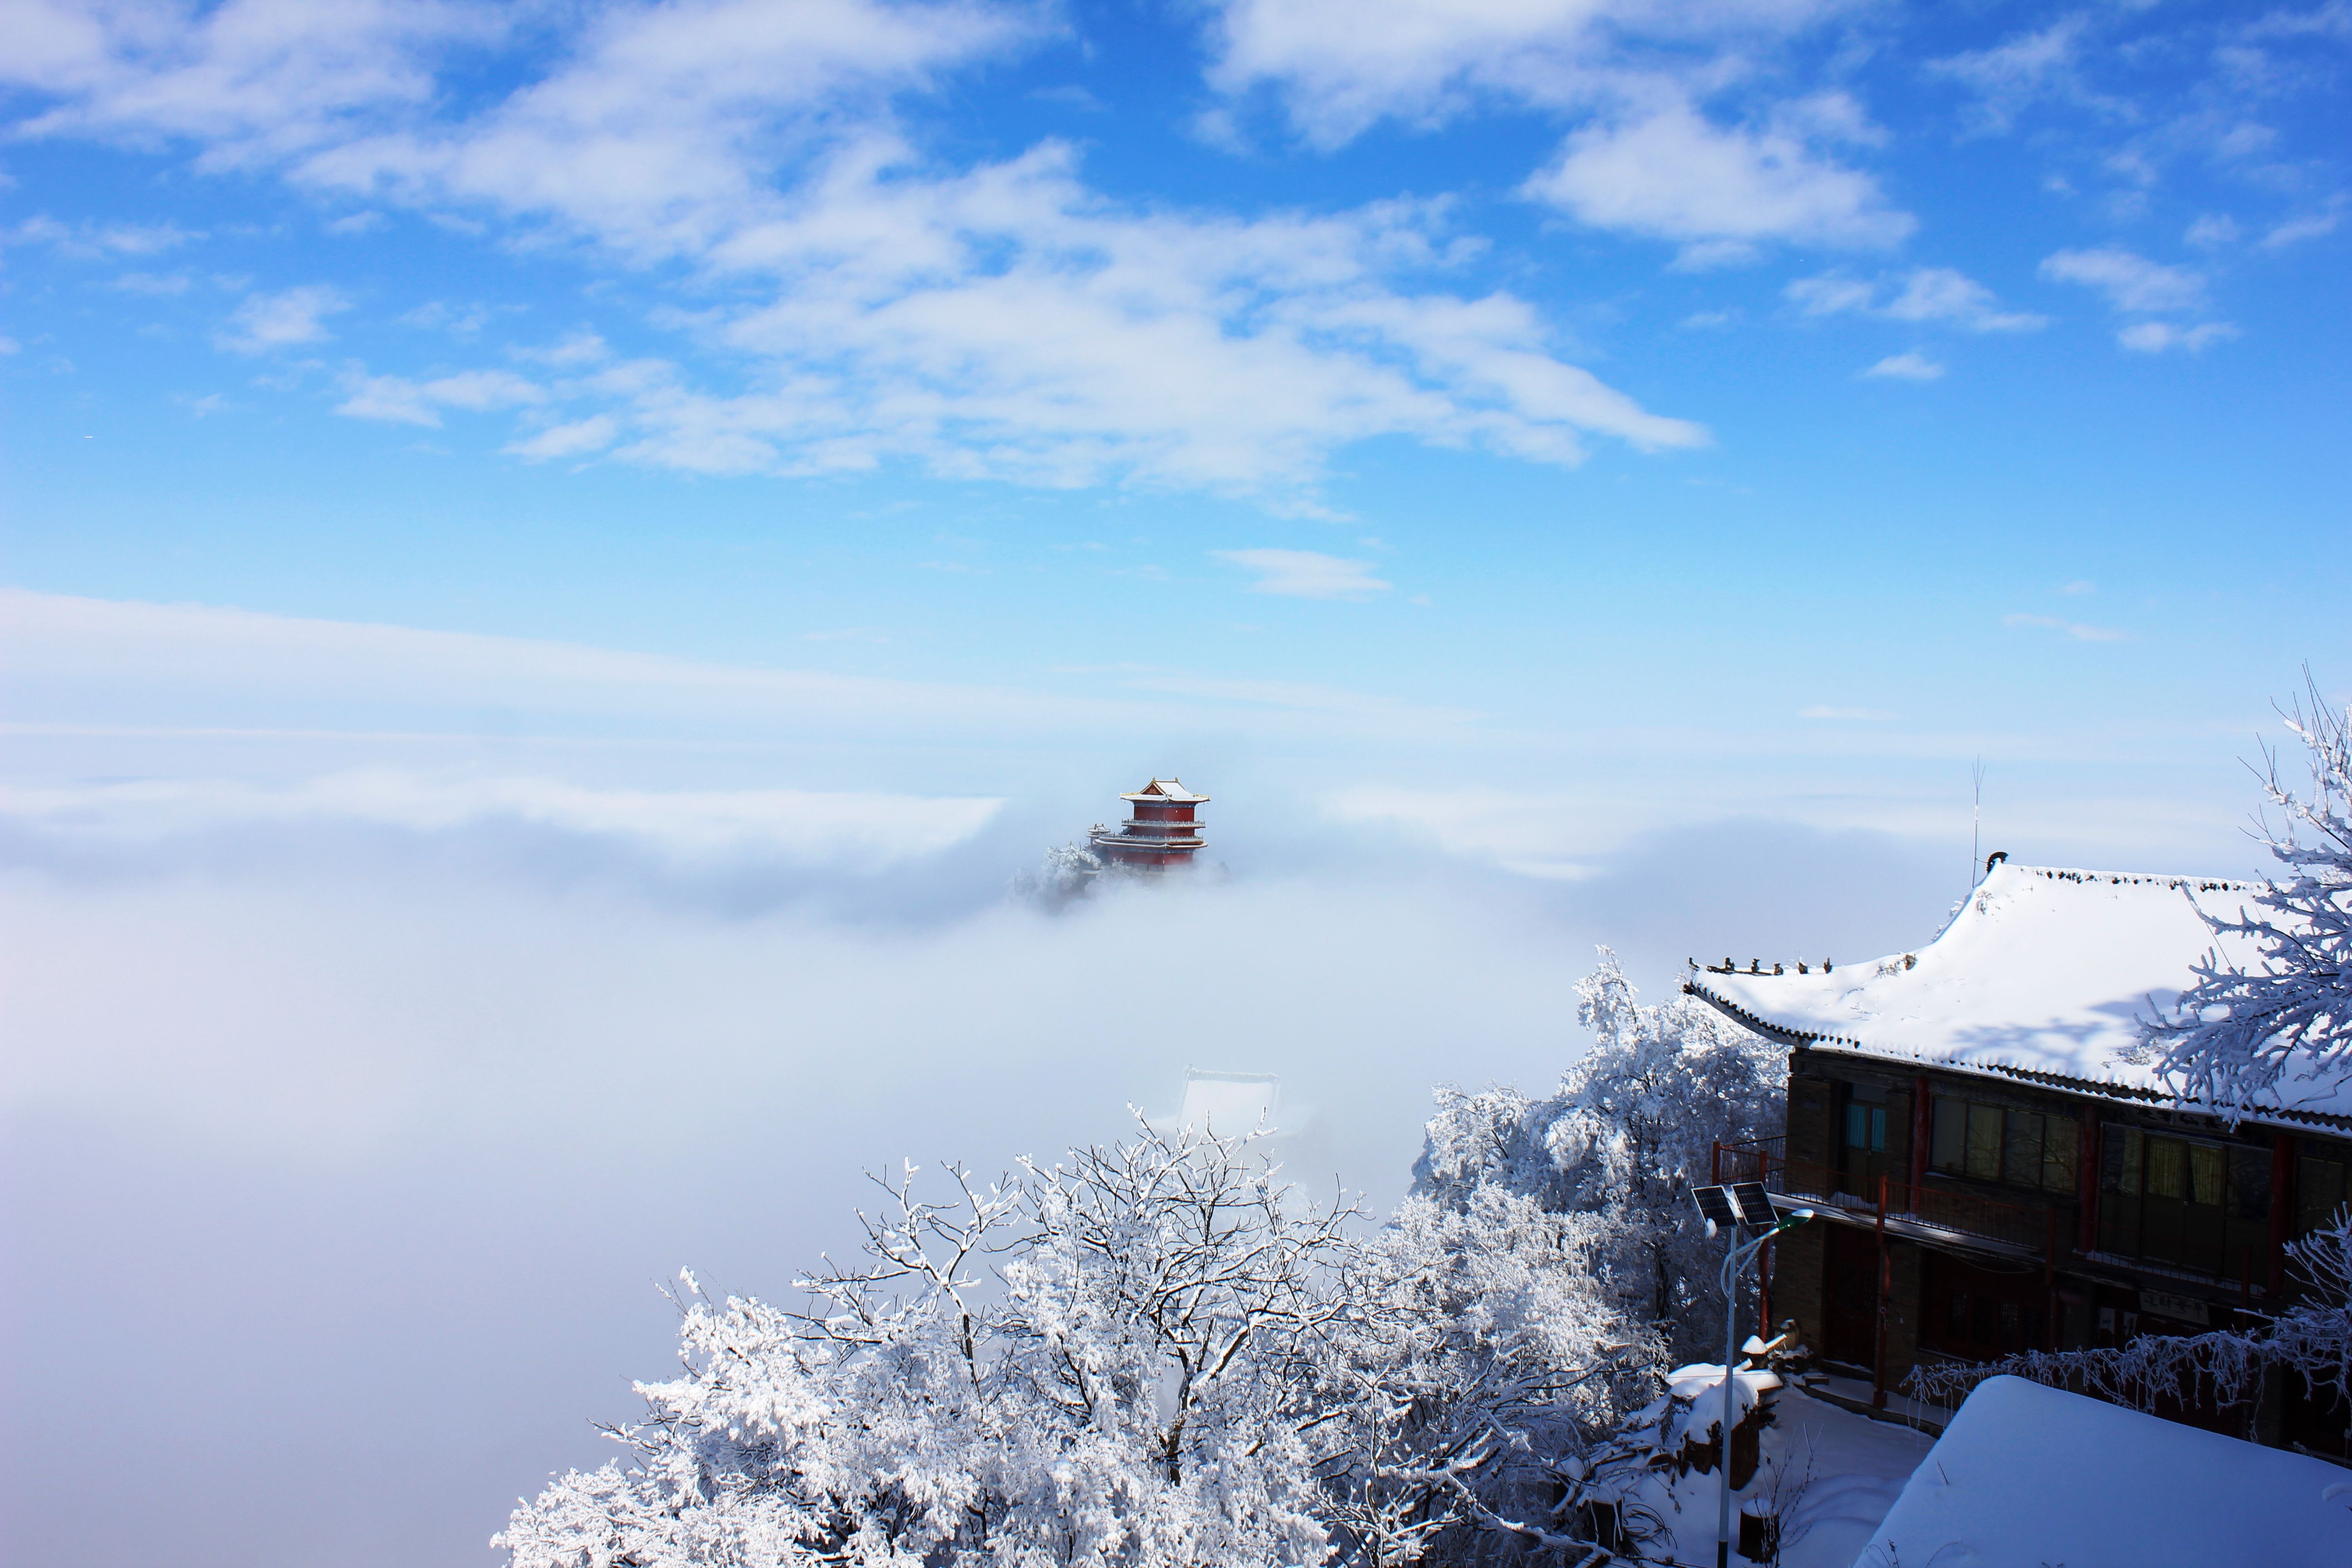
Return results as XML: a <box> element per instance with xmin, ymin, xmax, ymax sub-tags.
<box><xmin>2139</xmin><ymin>1289</ymin><xmax>2211</xmax><ymax>1327</ymax></box>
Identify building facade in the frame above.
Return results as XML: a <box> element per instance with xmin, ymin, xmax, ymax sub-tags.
<box><xmin>1687</xmin><ymin>862</ymin><xmax>2352</xmax><ymax>1455</ymax></box>
<box><xmin>1088</xmin><ymin>777</ymin><xmax>1209</xmax><ymax>872</ymax></box>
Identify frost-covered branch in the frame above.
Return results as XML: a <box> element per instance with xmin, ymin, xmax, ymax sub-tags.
<box><xmin>2145</xmin><ymin>671</ymin><xmax>2352</xmax><ymax>1121</ymax></box>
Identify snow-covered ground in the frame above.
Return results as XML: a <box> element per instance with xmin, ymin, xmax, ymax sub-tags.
<box><xmin>1631</xmin><ymin>1388</ymin><xmax>1937</xmax><ymax>1568</ymax></box>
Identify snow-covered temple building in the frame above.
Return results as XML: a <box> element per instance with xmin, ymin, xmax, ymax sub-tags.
<box><xmin>1687</xmin><ymin>860</ymin><xmax>2352</xmax><ymax>1456</ymax></box>
<box><xmin>1088</xmin><ymin>778</ymin><xmax>1209</xmax><ymax>872</ymax></box>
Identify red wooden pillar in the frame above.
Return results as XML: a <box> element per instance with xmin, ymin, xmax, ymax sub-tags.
<box><xmin>2077</xmin><ymin>1105</ymin><xmax>2102</xmax><ymax>1255</ymax></box>
<box><xmin>1872</xmin><ymin>1175</ymin><xmax>1891</xmax><ymax>1410</ymax></box>
<box><xmin>1909</xmin><ymin>1075</ymin><xmax>1931</xmax><ymax>1191</ymax></box>
<box><xmin>2270</xmin><ymin>1131</ymin><xmax>2296</xmax><ymax>1296</ymax></box>
<box><xmin>2044</xmin><ymin>1207</ymin><xmax>2060</xmax><ymax>1351</ymax></box>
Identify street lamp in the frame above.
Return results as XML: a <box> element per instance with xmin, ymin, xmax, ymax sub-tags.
<box><xmin>1690</xmin><ymin>1183</ymin><xmax>1814</xmax><ymax>1568</ymax></box>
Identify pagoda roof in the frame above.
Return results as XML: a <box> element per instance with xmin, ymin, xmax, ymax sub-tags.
<box><xmin>1121</xmin><ymin>777</ymin><xmax>1209</xmax><ymax>804</ymax></box>
<box><xmin>1685</xmin><ymin>860</ymin><xmax>2352</xmax><ymax>1131</ymax></box>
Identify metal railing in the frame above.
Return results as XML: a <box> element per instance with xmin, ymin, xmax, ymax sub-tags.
<box><xmin>1715</xmin><ymin>1137</ymin><xmax>2053</xmax><ymax>1256</ymax></box>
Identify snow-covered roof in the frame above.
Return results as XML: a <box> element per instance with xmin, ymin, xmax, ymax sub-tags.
<box><xmin>1860</xmin><ymin>1376</ymin><xmax>2347</xmax><ymax>1568</ymax></box>
<box><xmin>1121</xmin><ymin>777</ymin><xmax>1208</xmax><ymax>804</ymax></box>
<box><xmin>1686</xmin><ymin>861</ymin><xmax>2352</xmax><ymax>1129</ymax></box>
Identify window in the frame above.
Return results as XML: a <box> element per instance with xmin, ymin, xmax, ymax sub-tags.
<box><xmin>2302</xmin><ymin>1151</ymin><xmax>2350</xmax><ymax>1237</ymax></box>
<box><xmin>1833</xmin><ymin>1081</ymin><xmax>1893</xmax><ymax>1198</ymax></box>
<box><xmin>2099</xmin><ymin>1127</ymin><xmax>2273</xmax><ymax>1278</ymax></box>
<box><xmin>1931</xmin><ymin>1094</ymin><xmax>2078</xmax><ymax>1194</ymax></box>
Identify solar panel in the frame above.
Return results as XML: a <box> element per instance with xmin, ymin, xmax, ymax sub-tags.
<box><xmin>1690</xmin><ymin>1185</ymin><xmax>1739</xmax><ymax>1227</ymax></box>
<box><xmin>1729</xmin><ymin>1181</ymin><xmax>1778</xmax><ymax>1227</ymax></box>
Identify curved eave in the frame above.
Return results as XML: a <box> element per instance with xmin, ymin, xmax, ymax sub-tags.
<box><xmin>1681</xmin><ymin>978</ymin><xmax>2352</xmax><ymax>1136</ymax></box>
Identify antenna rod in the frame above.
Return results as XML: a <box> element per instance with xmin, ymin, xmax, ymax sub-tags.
<box><xmin>1970</xmin><ymin>758</ymin><xmax>1984</xmax><ymax>891</ymax></box>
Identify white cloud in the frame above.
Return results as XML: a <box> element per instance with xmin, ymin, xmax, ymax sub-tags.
<box><xmin>295</xmin><ymin>0</ymin><xmax>1035</xmax><ymax>258</ymax></box>
<box><xmin>1862</xmin><ymin>352</ymin><xmax>1943</xmax><ymax>381</ymax></box>
<box><xmin>1212</xmin><ymin>549</ymin><xmax>1392</xmax><ymax>599</ymax></box>
<box><xmin>112</xmin><ymin>270</ymin><xmax>191</xmax><ymax>294</ymax></box>
<box><xmin>2</xmin><ymin>0</ymin><xmax>495</xmax><ymax>162</ymax></box>
<box><xmin>2004</xmin><ymin>612</ymin><xmax>2128</xmax><ymax>643</ymax></box>
<box><xmin>1927</xmin><ymin>16</ymin><xmax>2099</xmax><ymax>134</ymax></box>
<box><xmin>10</xmin><ymin>0</ymin><xmax>1706</xmax><ymax>500</ymax></box>
<box><xmin>1121</xmin><ymin>672</ymin><xmax>1471</xmax><ymax>726</ymax></box>
<box><xmin>505</xmin><ymin>415</ymin><xmax>619</xmax><ymax>461</ymax></box>
<box><xmin>1524</xmin><ymin>96</ymin><xmax>1913</xmax><ymax>254</ymax></box>
<box><xmin>2117</xmin><ymin>320</ymin><xmax>2238</xmax><ymax>353</ymax></box>
<box><xmin>305</xmin><ymin>143</ymin><xmax>1704</xmax><ymax>492</ymax></box>
<box><xmin>335</xmin><ymin>368</ymin><xmax>545</xmax><ymax>426</ymax></box>
<box><xmin>0</xmin><ymin>587</ymin><xmax>1463</xmax><ymax>752</ymax></box>
<box><xmin>1326</xmin><ymin>784</ymin><xmax>1622</xmax><ymax>879</ymax></box>
<box><xmin>2185</xmin><ymin>213</ymin><xmax>2240</xmax><ymax>247</ymax></box>
<box><xmin>1202</xmin><ymin>0</ymin><xmax>1841</xmax><ymax>147</ymax></box>
<box><xmin>8</xmin><ymin>214</ymin><xmax>201</xmax><ymax>261</ymax></box>
<box><xmin>217</xmin><ymin>284</ymin><xmax>349</xmax><ymax>353</ymax></box>
<box><xmin>2263</xmin><ymin>201</ymin><xmax>2344</xmax><ymax>248</ymax></box>
<box><xmin>516</xmin><ymin>330</ymin><xmax>612</xmax><ymax>367</ymax></box>
<box><xmin>1788</xmin><ymin>267</ymin><xmax>2046</xmax><ymax>332</ymax></box>
<box><xmin>0</xmin><ymin>772</ymin><xmax>1002</xmax><ymax>867</ymax></box>
<box><xmin>2038</xmin><ymin>248</ymin><xmax>2205</xmax><ymax>313</ymax></box>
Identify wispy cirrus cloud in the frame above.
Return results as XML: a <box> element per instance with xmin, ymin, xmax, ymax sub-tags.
<box><xmin>2004</xmin><ymin>612</ymin><xmax>2128</xmax><ymax>643</ymax></box>
<box><xmin>1202</xmin><ymin>0</ymin><xmax>1845</xmax><ymax>147</ymax></box>
<box><xmin>1788</xmin><ymin>267</ymin><xmax>2046</xmax><ymax>332</ymax></box>
<box><xmin>1928</xmin><ymin>15</ymin><xmax>2111</xmax><ymax>135</ymax></box>
<box><xmin>2039</xmin><ymin>248</ymin><xmax>2206</xmax><ymax>313</ymax></box>
<box><xmin>217</xmin><ymin>284</ymin><xmax>349</xmax><ymax>353</ymax></box>
<box><xmin>2040</xmin><ymin>248</ymin><xmax>2235</xmax><ymax>352</ymax></box>
<box><xmin>1212</xmin><ymin>549</ymin><xmax>1392</xmax><ymax>599</ymax></box>
<box><xmin>2117</xmin><ymin>320</ymin><xmax>2238</xmax><ymax>353</ymax></box>
<box><xmin>1861</xmin><ymin>353</ymin><xmax>1944</xmax><ymax>381</ymax></box>
<box><xmin>336</xmin><ymin>368</ymin><xmax>546</xmax><ymax>426</ymax></box>
<box><xmin>0</xmin><ymin>771</ymin><xmax>1004</xmax><ymax>867</ymax></box>
<box><xmin>5</xmin><ymin>214</ymin><xmax>199</xmax><ymax>256</ymax></box>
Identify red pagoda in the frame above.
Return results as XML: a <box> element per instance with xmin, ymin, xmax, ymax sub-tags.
<box><xmin>1088</xmin><ymin>778</ymin><xmax>1209</xmax><ymax>872</ymax></box>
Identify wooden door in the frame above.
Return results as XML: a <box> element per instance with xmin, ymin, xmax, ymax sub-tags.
<box><xmin>1820</xmin><ymin>1223</ymin><xmax>1880</xmax><ymax>1371</ymax></box>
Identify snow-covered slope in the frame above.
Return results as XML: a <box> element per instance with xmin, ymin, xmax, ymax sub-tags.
<box><xmin>1860</xmin><ymin>1375</ymin><xmax>2348</xmax><ymax>1568</ymax></box>
<box><xmin>1687</xmin><ymin>862</ymin><xmax>2351</xmax><ymax>1125</ymax></box>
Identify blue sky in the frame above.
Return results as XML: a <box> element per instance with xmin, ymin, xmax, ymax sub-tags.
<box><xmin>1</xmin><ymin>5</ymin><xmax>2349</xmax><ymax>1562</ymax></box>
<box><xmin>5</xmin><ymin>0</ymin><xmax>2347</xmax><ymax>879</ymax></box>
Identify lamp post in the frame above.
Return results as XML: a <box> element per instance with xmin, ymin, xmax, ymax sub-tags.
<box><xmin>1713</xmin><ymin>1209</ymin><xmax>1813</xmax><ymax>1568</ymax></box>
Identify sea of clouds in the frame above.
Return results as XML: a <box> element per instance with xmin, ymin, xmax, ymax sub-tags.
<box><xmin>0</xmin><ymin>586</ymin><xmax>2247</xmax><ymax>1566</ymax></box>
<box><xmin>0</xmin><ymin>778</ymin><xmax>1968</xmax><ymax>1567</ymax></box>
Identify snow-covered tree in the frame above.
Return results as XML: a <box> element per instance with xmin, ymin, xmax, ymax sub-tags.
<box><xmin>1012</xmin><ymin>843</ymin><xmax>1103</xmax><ymax>906</ymax></box>
<box><xmin>1316</xmin><ymin>1188</ymin><xmax>1658</xmax><ymax>1566</ymax></box>
<box><xmin>2145</xmin><ymin>674</ymin><xmax>2352</xmax><ymax>1120</ymax></box>
<box><xmin>498</xmin><ymin>1121</ymin><xmax>1654</xmax><ymax>1568</ymax></box>
<box><xmin>1414</xmin><ymin>949</ymin><xmax>1784</xmax><ymax>1360</ymax></box>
